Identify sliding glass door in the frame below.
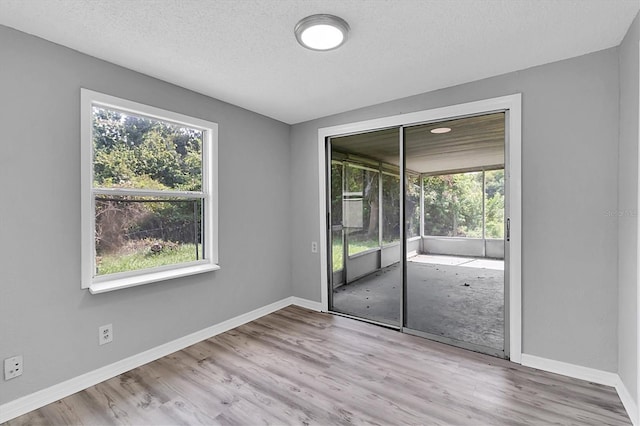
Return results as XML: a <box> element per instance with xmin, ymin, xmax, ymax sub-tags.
<box><xmin>327</xmin><ymin>113</ymin><xmax>507</xmax><ymax>358</ymax></box>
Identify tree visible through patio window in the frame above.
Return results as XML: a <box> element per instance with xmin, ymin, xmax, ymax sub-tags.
<box><xmin>81</xmin><ymin>89</ymin><xmax>218</xmax><ymax>293</ymax></box>
<box><xmin>345</xmin><ymin>165</ymin><xmax>379</xmax><ymax>256</ymax></box>
<box><xmin>423</xmin><ymin>170</ymin><xmax>504</xmax><ymax>238</ymax></box>
<box><xmin>381</xmin><ymin>173</ymin><xmax>400</xmax><ymax>243</ymax></box>
<box><xmin>405</xmin><ymin>173</ymin><xmax>421</xmax><ymax>238</ymax></box>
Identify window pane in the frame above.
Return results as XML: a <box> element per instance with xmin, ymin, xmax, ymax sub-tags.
<box><xmin>406</xmin><ymin>174</ymin><xmax>421</xmax><ymax>238</ymax></box>
<box><xmin>345</xmin><ymin>166</ymin><xmax>379</xmax><ymax>256</ymax></box>
<box><xmin>382</xmin><ymin>174</ymin><xmax>400</xmax><ymax>243</ymax></box>
<box><xmin>95</xmin><ymin>196</ymin><xmax>203</xmax><ymax>276</ymax></box>
<box><xmin>331</xmin><ymin>229</ymin><xmax>343</xmax><ymax>272</ymax></box>
<box><xmin>484</xmin><ymin>169</ymin><xmax>505</xmax><ymax>239</ymax></box>
<box><xmin>92</xmin><ymin>106</ymin><xmax>203</xmax><ymax>191</ymax></box>
<box><xmin>331</xmin><ymin>162</ymin><xmax>344</xmax><ymax>272</ymax></box>
<box><xmin>423</xmin><ymin>172</ymin><xmax>483</xmax><ymax>237</ymax></box>
<box><xmin>331</xmin><ymin>162</ymin><xmax>343</xmax><ymax>226</ymax></box>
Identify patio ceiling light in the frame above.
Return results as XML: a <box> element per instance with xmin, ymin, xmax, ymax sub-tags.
<box><xmin>294</xmin><ymin>14</ymin><xmax>350</xmax><ymax>51</ymax></box>
<box><xmin>430</xmin><ymin>127</ymin><xmax>452</xmax><ymax>134</ymax></box>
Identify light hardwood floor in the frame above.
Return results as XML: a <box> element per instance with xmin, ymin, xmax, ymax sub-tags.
<box><xmin>6</xmin><ymin>306</ymin><xmax>631</xmax><ymax>425</ymax></box>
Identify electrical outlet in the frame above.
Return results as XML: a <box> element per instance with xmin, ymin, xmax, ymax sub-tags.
<box><xmin>4</xmin><ymin>355</ymin><xmax>23</xmax><ymax>380</ymax></box>
<box><xmin>311</xmin><ymin>241</ymin><xmax>318</xmax><ymax>253</ymax></box>
<box><xmin>99</xmin><ymin>324</ymin><xmax>113</xmax><ymax>345</ymax></box>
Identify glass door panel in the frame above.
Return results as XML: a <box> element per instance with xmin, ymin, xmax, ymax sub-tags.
<box><xmin>403</xmin><ymin>113</ymin><xmax>506</xmax><ymax>357</ymax></box>
<box><xmin>328</xmin><ymin>128</ymin><xmax>401</xmax><ymax>326</ymax></box>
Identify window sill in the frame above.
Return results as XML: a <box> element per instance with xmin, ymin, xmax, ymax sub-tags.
<box><xmin>88</xmin><ymin>263</ymin><xmax>220</xmax><ymax>294</ymax></box>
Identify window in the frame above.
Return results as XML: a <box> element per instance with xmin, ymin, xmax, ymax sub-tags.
<box><xmin>423</xmin><ymin>170</ymin><xmax>503</xmax><ymax>239</ymax></box>
<box><xmin>423</xmin><ymin>171</ymin><xmax>483</xmax><ymax>237</ymax></box>
<box><xmin>484</xmin><ymin>169</ymin><xmax>505</xmax><ymax>239</ymax></box>
<box><xmin>81</xmin><ymin>89</ymin><xmax>219</xmax><ymax>293</ymax></box>
<box><xmin>405</xmin><ymin>173</ymin><xmax>421</xmax><ymax>238</ymax></box>
<box><xmin>345</xmin><ymin>164</ymin><xmax>379</xmax><ymax>256</ymax></box>
<box><xmin>381</xmin><ymin>173</ymin><xmax>400</xmax><ymax>244</ymax></box>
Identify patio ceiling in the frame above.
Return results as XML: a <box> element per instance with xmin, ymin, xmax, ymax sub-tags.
<box><xmin>331</xmin><ymin>113</ymin><xmax>505</xmax><ymax>174</ymax></box>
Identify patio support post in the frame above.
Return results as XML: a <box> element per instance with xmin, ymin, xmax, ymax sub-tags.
<box><xmin>378</xmin><ymin>163</ymin><xmax>383</xmax><ymax>250</ymax></box>
<box><xmin>482</xmin><ymin>170</ymin><xmax>486</xmax><ymax>258</ymax></box>
<box><xmin>420</xmin><ymin>173</ymin><xmax>425</xmax><ymax>249</ymax></box>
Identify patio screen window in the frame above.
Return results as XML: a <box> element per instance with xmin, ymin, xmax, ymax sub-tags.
<box><xmin>345</xmin><ymin>165</ymin><xmax>380</xmax><ymax>256</ymax></box>
<box><xmin>381</xmin><ymin>173</ymin><xmax>400</xmax><ymax>243</ymax></box>
<box><xmin>406</xmin><ymin>174</ymin><xmax>421</xmax><ymax>238</ymax></box>
<box><xmin>81</xmin><ymin>89</ymin><xmax>219</xmax><ymax>293</ymax></box>
<box><xmin>423</xmin><ymin>169</ymin><xmax>504</xmax><ymax>238</ymax></box>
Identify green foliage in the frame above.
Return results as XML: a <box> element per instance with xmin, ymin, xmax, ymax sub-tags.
<box><xmin>382</xmin><ymin>174</ymin><xmax>400</xmax><ymax>242</ymax></box>
<box><xmin>330</xmin><ymin>162</ymin><xmax>343</xmax><ymax>226</ymax></box>
<box><xmin>97</xmin><ymin>242</ymin><xmax>201</xmax><ymax>275</ymax></box>
<box><xmin>344</xmin><ymin>165</ymin><xmax>379</xmax><ymax>251</ymax></box>
<box><xmin>424</xmin><ymin>173</ymin><xmax>481</xmax><ymax>237</ymax></box>
<box><xmin>405</xmin><ymin>174</ymin><xmax>421</xmax><ymax>238</ymax></box>
<box><xmin>347</xmin><ymin>239</ymin><xmax>381</xmax><ymax>256</ymax></box>
<box><xmin>484</xmin><ymin>169</ymin><xmax>505</xmax><ymax>238</ymax></box>
<box><xmin>92</xmin><ymin>107</ymin><xmax>204</xmax><ymax>264</ymax></box>
<box><xmin>485</xmin><ymin>195</ymin><xmax>504</xmax><ymax>238</ymax></box>
<box><xmin>331</xmin><ymin>239</ymin><xmax>385</xmax><ymax>272</ymax></box>
<box><xmin>92</xmin><ymin>106</ymin><xmax>202</xmax><ymax>191</ymax></box>
<box><xmin>332</xmin><ymin>239</ymin><xmax>343</xmax><ymax>272</ymax></box>
<box><xmin>423</xmin><ymin>170</ymin><xmax>504</xmax><ymax>238</ymax></box>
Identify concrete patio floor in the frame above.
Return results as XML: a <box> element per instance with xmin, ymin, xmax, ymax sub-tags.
<box><xmin>332</xmin><ymin>254</ymin><xmax>504</xmax><ymax>352</ymax></box>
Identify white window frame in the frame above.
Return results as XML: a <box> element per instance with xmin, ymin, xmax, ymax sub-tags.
<box><xmin>81</xmin><ymin>89</ymin><xmax>219</xmax><ymax>294</ymax></box>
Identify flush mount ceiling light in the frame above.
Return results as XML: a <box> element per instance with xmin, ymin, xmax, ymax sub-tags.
<box><xmin>430</xmin><ymin>127</ymin><xmax>452</xmax><ymax>134</ymax></box>
<box><xmin>294</xmin><ymin>14</ymin><xmax>350</xmax><ymax>51</ymax></box>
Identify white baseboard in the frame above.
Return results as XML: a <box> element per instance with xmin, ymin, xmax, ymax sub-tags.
<box><xmin>522</xmin><ymin>353</ymin><xmax>638</xmax><ymax>425</ymax></box>
<box><xmin>291</xmin><ymin>296</ymin><xmax>323</xmax><ymax>311</ymax></box>
<box><xmin>0</xmin><ymin>296</ymin><xmax>313</xmax><ymax>424</ymax></box>
<box><xmin>521</xmin><ymin>353</ymin><xmax>618</xmax><ymax>386</ymax></box>
<box><xmin>616</xmin><ymin>377</ymin><xmax>639</xmax><ymax>426</ymax></box>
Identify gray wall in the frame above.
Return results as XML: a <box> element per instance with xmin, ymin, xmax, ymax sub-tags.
<box><xmin>291</xmin><ymin>48</ymin><xmax>620</xmax><ymax>372</ymax></box>
<box><xmin>0</xmin><ymin>26</ymin><xmax>291</xmax><ymax>404</ymax></box>
<box><xmin>618</xmin><ymin>11</ymin><xmax>639</xmax><ymax>406</ymax></box>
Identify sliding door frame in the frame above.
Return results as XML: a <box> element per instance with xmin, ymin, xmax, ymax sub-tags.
<box><xmin>317</xmin><ymin>94</ymin><xmax>522</xmax><ymax>363</ymax></box>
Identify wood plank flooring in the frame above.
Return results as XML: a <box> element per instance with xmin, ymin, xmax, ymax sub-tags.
<box><xmin>5</xmin><ymin>306</ymin><xmax>631</xmax><ymax>425</ymax></box>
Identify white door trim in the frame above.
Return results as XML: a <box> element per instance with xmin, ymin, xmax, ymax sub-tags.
<box><xmin>317</xmin><ymin>94</ymin><xmax>523</xmax><ymax>363</ymax></box>
<box><xmin>636</xmin><ymin>41</ymin><xmax>640</xmax><ymax>424</ymax></box>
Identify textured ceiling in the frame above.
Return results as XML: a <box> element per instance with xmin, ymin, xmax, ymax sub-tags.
<box><xmin>0</xmin><ymin>0</ymin><xmax>638</xmax><ymax>124</ymax></box>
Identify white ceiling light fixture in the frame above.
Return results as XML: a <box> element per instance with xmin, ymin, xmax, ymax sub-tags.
<box><xmin>430</xmin><ymin>127</ymin><xmax>452</xmax><ymax>134</ymax></box>
<box><xmin>295</xmin><ymin>14</ymin><xmax>350</xmax><ymax>51</ymax></box>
